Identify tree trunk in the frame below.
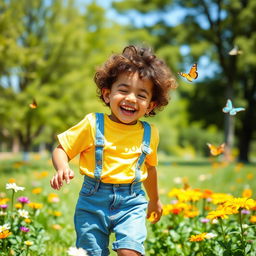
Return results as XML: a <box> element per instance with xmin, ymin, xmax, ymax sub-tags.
<box><xmin>238</xmin><ymin>97</ymin><xmax>256</xmax><ymax>163</ymax></box>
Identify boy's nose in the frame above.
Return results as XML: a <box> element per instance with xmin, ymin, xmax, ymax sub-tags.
<box><xmin>125</xmin><ymin>93</ymin><xmax>136</xmax><ymax>102</ymax></box>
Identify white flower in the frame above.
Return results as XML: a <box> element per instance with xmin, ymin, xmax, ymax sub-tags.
<box><xmin>6</xmin><ymin>183</ymin><xmax>25</xmax><ymax>192</ymax></box>
<box><xmin>0</xmin><ymin>223</ymin><xmax>10</xmax><ymax>232</ymax></box>
<box><xmin>205</xmin><ymin>233</ymin><xmax>217</xmax><ymax>239</ymax></box>
<box><xmin>173</xmin><ymin>177</ymin><xmax>182</xmax><ymax>184</ymax></box>
<box><xmin>67</xmin><ymin>247</ymin><xmax>88</xmax><ymax>256</ymax></box>
<box><xmin>242</xmin><ymin>224</ymin><xmax>249</xmax><ymax>229</ymax></box>
<box><xmin>0</xmin><ymin>211</ymin><xmax>7</xmax><ymax>216</ymax></box>
<box><xmin>18</xmin><ymin>209</ymin><xmax>29</xmax><ymax>219</ymax></box>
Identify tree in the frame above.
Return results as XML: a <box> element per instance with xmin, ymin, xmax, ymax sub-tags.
<box><xmin>0</xmin><ymin>0</ymin><xmax>127</xmax><ymax>156</ymax></box>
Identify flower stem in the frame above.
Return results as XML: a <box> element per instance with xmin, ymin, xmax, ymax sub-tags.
<box><xmin>219</xmin><ymin>218</ymin><xmax>227</xmax><ymax>249</ymax></box>
<box><xmin>238</xmin><ymin>209</ymin><xmax>246</xmax><ymax>255</ymax></box>
<box><xmin>10</xmin><ymin>190</ymin><xmax>15</xmax><ymax>227</ymax></box>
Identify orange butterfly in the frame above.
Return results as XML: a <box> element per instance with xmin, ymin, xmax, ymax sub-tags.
<box><xmin>29</xmin><ymin>98</ymin><xmax>38</xmax><ymax>109</ymax></box>
<box><xmin>178</xmin><ymin>63</ymin><xmax>198</xmax><ymax>82</ymax></box>
<box><xmin>207</xmin><ymin>143</ymin><xmax>225</xmax><ymax>156</ymax></box>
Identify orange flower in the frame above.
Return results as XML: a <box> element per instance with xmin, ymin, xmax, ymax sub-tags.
<box><xmin>0</xmin><ymin>230</ymin><xmax>12</xmax><ymax>239</ymax></box>
<box><xmin>32</xmin><ymin>187</ymin><xmax>42</xmax><ymax>194</ymax></box>
<box><xmin>8</xmin><ymin>178</ymin><xmax>16</xmax><ymax>183</ymax></box>
<box><xmin>242</xmin><ymin>188</ymin><xmax>252</xmax><ymax>198</ymax></box>
<box><xmin>250</xmin><ymin>216</ymin><xmax>256</xmax><ymax>223</ymax></box>
<box><xmin>246</xmin><ymin>173</ymin><xmax>254</xmax><ymax>180</ymax></box>
<box><xmin>201</xmin><ymin>189</ymin><xmax>213</xmax><ymax>199</ymax></box>
<box><xmin>52</xmin><ymin>224</ymin><xmax>62</xmax><ymax>230</ymax></box>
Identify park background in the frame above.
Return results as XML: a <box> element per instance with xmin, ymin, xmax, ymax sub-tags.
<box><xmin>0</xmin><ymin>0</ymin><xmax>256</xmax><ymax>255</ymax></box>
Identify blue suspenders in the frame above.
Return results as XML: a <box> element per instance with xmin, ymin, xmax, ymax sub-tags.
<box><xmin>94</xmin><ymin>113</ymin><xmax>151</xmax><ymax>183</ymax></box>
<box><xmin>94</xmin><ymin>113</ymin><xmax>105</xmax><ymax>181</ymax></box>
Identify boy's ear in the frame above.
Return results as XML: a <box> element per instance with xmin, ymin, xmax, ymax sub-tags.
<box><xmin>146</xmin><ymin>101</ymin><xmax>157</xmax><ymax>114</ymax></box>
<box><xmin>101</xmin><ymin>88</ymin><xmax>110</xmax><ymax>104</ymax></box>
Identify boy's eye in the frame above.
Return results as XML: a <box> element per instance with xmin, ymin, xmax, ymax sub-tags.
<box><xmin>119</xmin><ymin>89</ymin><xmax>128</xmax><ymax>93</ymax></box>
<box><xmin>138</xmin><ymin>94</ymin><xmax>147</xmax><ymax>99</ymax></box>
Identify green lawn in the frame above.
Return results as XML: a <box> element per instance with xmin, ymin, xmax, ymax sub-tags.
<box><xmin>0</xmin><ymin>153</ymin><xmax>255</xmax><ymax>255</ymax></box>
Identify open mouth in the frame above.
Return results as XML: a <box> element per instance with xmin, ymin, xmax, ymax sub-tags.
<box><xmin>120</xmin><ymin>105</ymin><xmax>136</xmax><ymax>115</ymax></box>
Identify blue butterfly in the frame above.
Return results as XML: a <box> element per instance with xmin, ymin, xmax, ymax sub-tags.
<box><xmin>222</xmin><ymin>99</ymin><xmax>245</xmax><ymax>115</ymax></box>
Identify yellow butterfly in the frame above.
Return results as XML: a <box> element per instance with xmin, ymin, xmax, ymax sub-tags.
<box><xmin>207</xmin><ymin>143</ymin><xmax>225</xmax><ymax>156</ymax></box>
<box><xmin>178</xmin><ymin>63</ymin><xmax>198</xmax><ymax>82</ymax></box>
<box><xmin>29</xmin><ymin>98</ymin><xmax>38</xmax><ymax>109</ymax></box>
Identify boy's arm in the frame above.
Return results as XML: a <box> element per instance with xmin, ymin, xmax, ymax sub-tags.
<box><xmin>143</xmin><ymin>164</ymin><xmax>163</xmax><ymax>224</ymax></box>
<box><xmin>50</xmin><ymin>145</ymin><xmax>74</xmax><ymax>190</ymax></box>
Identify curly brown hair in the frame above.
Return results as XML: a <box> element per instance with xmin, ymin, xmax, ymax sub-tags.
<box><xmin>94</xmin><ymin>45</ymin><xmax>176</xmax><ymax>116</ymax></box>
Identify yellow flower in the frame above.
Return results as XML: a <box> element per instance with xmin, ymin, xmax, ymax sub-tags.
<box><xmin>249</xmin><ymin>216</ymin><xmax>256</xmax><ymax>223</ymax></box>
<box><xmin>147</xmin><ymin>212</ymin><xmax>157</xmax><ymax>223</ymax></box>
<box><xmin>162</xmin><ymin>203</ymin><xmax>188</xmax><ymax>216</ymax></box>
<box><xmin>0</xmin><ymin>230</ymin><xmax>12</xmax><ymax>239</ymax></box>
<box><xmin>28</xmin><ymin>202</ymin><xmax>43</xmax><ymax>209</ymax></box>
<box><xmin>48</xmin><ymin>193</ymin><xmax>60</xmax><ymax>203</ymax></box>
<box><xmin>52</xmin><ymin>224</ymin><xmax>62</xmax><ymax>230</ymax></box>
<box><xmin>24</xmin><ymin>240</ymin><xmax>33</xmax><ymax>246</ymax></box>
<box><xmin>211</xmin><ymin>193</ymin><xmax>233</xmax><ymax>205</ymax></box>
<box><xmin>53</xmin><ymin>211</ymin><xmax>62</xmax><ymax>217</ymax></box>
<box><xmin>168</xmin><ymin>188</ymin><xmax>202</xmax><ymax>202</ymax></box>
<box><xmin>224</xmin><ymin>198</ymin><xmax>255</xmax><ymax>212</ymax></box>
<box><xmin>189</xmin><ymin>233</ymin><xmax>207</xmax><ymax>242</ymax></box>
<box><xmin>32</xmin><ymin>187</ymin><xmax>42</xmax><ymax>194</ymax></box>
<box><xmin>15</xmin><ymin>203</ymin><xmax>22</xmax><ymax>209</ymax></box>
<box><xmin>206</xmin><ymin>209</ymin><xmax>231</xmax><ymax>220</ymax></box>
<box><xmin>242</xmin><ymin>188</ymin><xmax>252</xmax><ymax>198</ymax></box>
<box><xmin>0</xmin><ymin>198</ymin><xmax>9</xmax><ymax>205</ymax></box>
<box><xmin>25</xmin><ymin>218</ymin><xmax>32</xmax><ymax>223</ymax></box>
<box><xmin>184</xmin><ymin>210</ymin><xmax>199</xmax><ymax>218</ymax></box>
<box><xmin>168</xmin><ymin>188</ymin><xmax>181</xmax><ymax>198</ymax></box>
<box><xmin>34</xmin><ymin>171</ymin><xmax>49</xmax><ymax>179</ymax></box>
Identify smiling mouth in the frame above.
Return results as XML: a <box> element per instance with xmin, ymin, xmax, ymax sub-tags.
<box><xmin>120</xmin><ymin>105</ymin><xmax>137</xmax><ymax>114</ymax></box>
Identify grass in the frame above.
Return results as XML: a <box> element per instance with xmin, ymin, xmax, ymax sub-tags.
<box><xmin>0</xmin><ymin>153</ymin><xmax>255</xmax><ymax>255</ymax></box>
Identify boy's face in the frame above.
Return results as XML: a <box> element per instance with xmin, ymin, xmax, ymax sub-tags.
<box><xmin>102</xmin><ymin>72</ymin><xmax>156</xmax><ymax>125</ymax></box>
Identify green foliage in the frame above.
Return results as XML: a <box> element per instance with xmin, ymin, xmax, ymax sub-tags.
<box><xmin>0</xmin><ymin>0</ymin><xmax>126</xmax><ymax>152</ymax></box>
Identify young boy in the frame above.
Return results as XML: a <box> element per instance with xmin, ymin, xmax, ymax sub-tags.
<box><xmin>50</xmin><ymin>45</ymin><xmax>176</xmax><ymax>256</ymax></box>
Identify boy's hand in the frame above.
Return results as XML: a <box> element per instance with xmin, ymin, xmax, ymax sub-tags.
<box><xmin>50</xmin><ymin>168</ymin><xmax>74</xmax><ymax>190</ymax></box>
<box><xmin>146</xmin><ymin>199</ymin><xmax>163</xmax><ymax>224</ymax></box>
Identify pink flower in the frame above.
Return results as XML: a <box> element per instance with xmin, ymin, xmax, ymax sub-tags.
<box><xmin>20</xmin><ymin>226</ymin><xmax>30</xmax><ymax>232</ymax></box>
<box><xmin>0</xmin><ymin>205</ymin><xmax>8</xmax><ymax>209</ymax></box>
<box><xmin>18</xmin><ymin>197</ymin><xmax>30</xmax><ymax>204</ymax></box>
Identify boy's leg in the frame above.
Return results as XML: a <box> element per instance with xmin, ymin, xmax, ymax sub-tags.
<box><xmin>74</xmin><ymin>180</ymin><xmax>111</xmax><ymax>256</ymax></box>
<box><xmin>111</xmin><ymin>186</ymin><xmax>148</xmax><ymax>256</ymax></box>
<box><xmin>117</xmin><ymin>249</ymin><xmax>141</xmax><ymax>256</ymax></box>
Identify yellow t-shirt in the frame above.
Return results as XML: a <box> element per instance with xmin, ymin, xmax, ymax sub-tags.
<box><xmin>57</xmin><ymin>113</ymin><xmax>159</xmax><ymax>184</ymax></box>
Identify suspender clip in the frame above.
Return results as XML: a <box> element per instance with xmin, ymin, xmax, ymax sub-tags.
<box><xmin>141</xmin><ymin>143</ymin><xmax>152</xmax><ymax>155</ymax></box>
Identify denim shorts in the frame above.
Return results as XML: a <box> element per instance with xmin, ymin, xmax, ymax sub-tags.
<box><xmin>74</xmin><ymin>176</ymin><xmax>148</xmax><ymax>256</ymax></box>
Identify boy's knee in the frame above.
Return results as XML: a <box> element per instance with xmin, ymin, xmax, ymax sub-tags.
<box><xmin>117</xmin><ymin>249</ymin><xmax>141</xmax><ymax>256</ymax></box>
